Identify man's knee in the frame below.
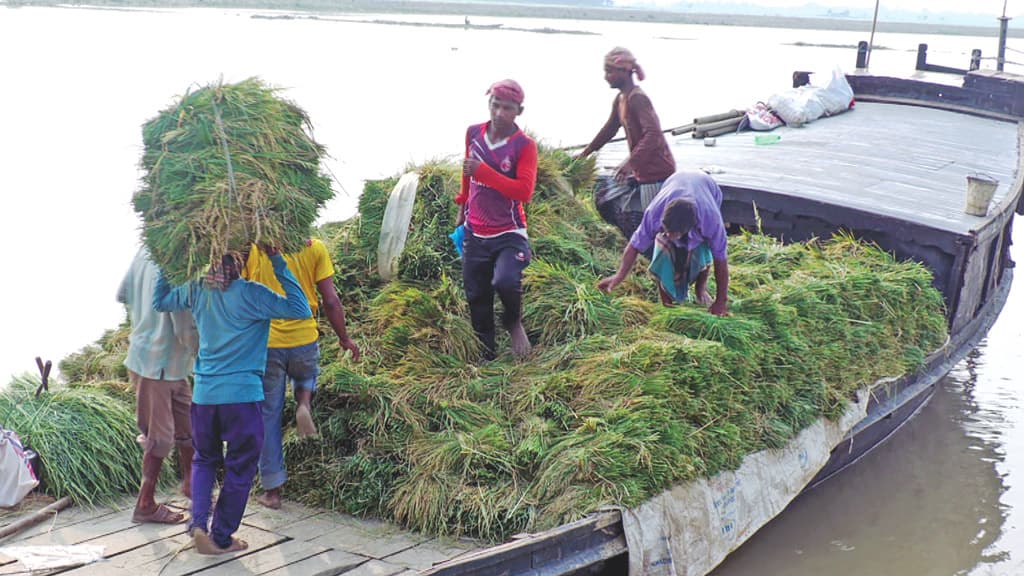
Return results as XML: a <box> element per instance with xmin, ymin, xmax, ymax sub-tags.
<box><xmin>144</xmin><ymin>434</ymin><xmax>175</xmax><ymax>459</ymax></box>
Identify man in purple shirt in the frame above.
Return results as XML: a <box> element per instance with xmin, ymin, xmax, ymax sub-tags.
<box><xmin>597</xmin><ymin>171</ymin><xmax>730</xmax><ymax>316</ymax></box>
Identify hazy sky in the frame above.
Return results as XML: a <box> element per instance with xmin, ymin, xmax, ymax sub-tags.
<box><xmin>615</xmin><ymin>0</ymin><xmax>1022</xmax><ymax>18</ymax></box>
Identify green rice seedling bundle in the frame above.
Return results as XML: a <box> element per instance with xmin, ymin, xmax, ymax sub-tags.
<box><xmin>0</xmin><ymin>376</ymin><xmax>173</xmax><ymax>506</ymax></box>
<box><xmin>133</xmin><ymin>77</ymin><xmax>334</xmax><ymax>284</ymax></box>
<box><xmin>59</xmin><ymin>324</ymin><xmax>131</xmax><ymax>384</ymax></box>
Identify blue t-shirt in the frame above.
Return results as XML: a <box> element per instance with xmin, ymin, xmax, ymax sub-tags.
<box><xmin>153</xmin><ymin>254</ymin><xmax>312</xmax><ymax>405</ymax></box>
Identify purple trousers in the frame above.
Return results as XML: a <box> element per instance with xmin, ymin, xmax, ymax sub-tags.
<box><xmin>189</xmin><ymin>402</ymin><xmax>263</xmax><ymax>549</ymax></box>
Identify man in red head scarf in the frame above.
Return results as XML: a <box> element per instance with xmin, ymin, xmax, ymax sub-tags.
<box><xmin>578</xmin><ymin>46</ymin><xmax>676</xmax><ymax>239</ymax></box>
<box><xmin>454</xmin><ymin>80</ymin><xmax>538</xmax><ymax>361</ymax></box>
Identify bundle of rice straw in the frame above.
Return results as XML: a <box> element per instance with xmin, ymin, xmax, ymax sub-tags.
<box><xmin>133</xmin><ymin>77</ymin><xmax>334</xmax><ymax>284</ymax></box>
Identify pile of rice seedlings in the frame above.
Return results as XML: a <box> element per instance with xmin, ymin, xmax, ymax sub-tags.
<box><xmin>0</xmin><ymin>376</ymin><xmax>173</xmax><ymax>506</ymax></box>
<box><xmin>55</xmin><ymin>143</ymin><xmax>949</xmax><ymax>540</ymax></box>
<box><xmin>133</xmin><ymin>77</ymin><xmax>334</xmax><ymax>284</ymax></box>
<box><xmin>59</xmin><ymin>323</ymin><xmax>130</xmax><ymax>385</ymax></box>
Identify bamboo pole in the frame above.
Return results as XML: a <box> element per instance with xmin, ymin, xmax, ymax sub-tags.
<box><xmin>693</xmin><ymin>109</ymin><xmax>743</xmax><ymax>125</ymax></box>
<box><xmin>692</xmin><ymin>116</ymin><xmax>743</xmax><ymax>135</ymax></box>
<box><xmin>696</xmin><ymin>124</ymin><xmax>742</xmax><ymax>139</ymax></box>
<box><xmin>0</xmin><ymin>496</ymin><xmax>73</xmax><ymax>541</ymax></box>
<box><xmin>670</xmin><ymin>123</ymin><xmax>696</xmax><ymax>136</ymax></box>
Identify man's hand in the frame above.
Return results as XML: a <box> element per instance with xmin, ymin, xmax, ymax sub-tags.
<box><xmin>597</xmin><ymin>274</ymin><xmax>624</xmax><ymax>294</ymax></box>
<box><xmin>613</xmin><ymin>159</ymin><xmax>631</xmax><ymax>184</ymax></box>
<box><xmin>463</xmin><ymin>157</ymin><xmax>481</xmax><ymax>177</ymax></box>
<box><xmin>261</xmin><ymin>244</ymin><xmax>281</xmax><ymax>257</ymax></box>
<box><xmin>339</xmin><ymin>336</ymin><xmax>361</xmax><ymax>362</ymax></box>
<box><xmin>709</xmin><ymin>298</ymin><xmax>729</xmax><ymax>317</ymax></box>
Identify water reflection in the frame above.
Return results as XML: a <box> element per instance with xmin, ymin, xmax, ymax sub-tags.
<box><xmin>712</xmin><ymin>347</ymin><xmax>1009</xmax><ymax>575</ymax></box>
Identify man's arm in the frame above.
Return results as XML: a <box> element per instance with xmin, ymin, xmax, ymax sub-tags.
<box><xmin>597</xmin><ymin>244</ymin><xmax>640</xmax><ymax>293</ymax></box>
<box><xmin>153</xmin><ymin>273</ymin><xmax>192</xmax><ymax>312</ymax></box>
<box><xmin>710</xmin><ymin>258</ymin><xmax>729</xmax><ymax>317</ymax></box>
<box><xmin>257</xmin><ymin>253</ymin><xmax>313</xmax><ymax>320</ymax></box>
<box><xmin>579</xmin><ymin>100</ymin><xmax>622</xmax><ymax>157</ymax></box>
<box><xmin>470</xmin><ymin>140</ymin><xmax>538</xmax><ymax>203</ymax></box>
<box><xmin>316</xmin><ymin>277</ymin><xmax>361</xmax><ymax>361</ymax></box>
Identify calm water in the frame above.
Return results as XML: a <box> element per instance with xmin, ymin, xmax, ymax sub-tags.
<box><xmin>1</xmin><ymin>5</ymin><xmax>1021</xmax><ymax>574</ymax></box>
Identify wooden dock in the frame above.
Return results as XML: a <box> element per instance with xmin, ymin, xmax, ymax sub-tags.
<box><xmin>0</xmin><ymin>494</ymin><xmax>485</xmax><ymax>575</ymax></box>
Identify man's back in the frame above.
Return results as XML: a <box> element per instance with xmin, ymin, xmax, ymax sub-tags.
<box><xmin>118</xmin><ymin>247</ymin><xmax>196</xmax><ymax>381</ymax></box>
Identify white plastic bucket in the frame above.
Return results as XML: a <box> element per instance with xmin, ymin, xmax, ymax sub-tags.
<box><xmin>965</xmin><ymin>173</ymin><xmax>998</xmax><ymax>217</ymax></box>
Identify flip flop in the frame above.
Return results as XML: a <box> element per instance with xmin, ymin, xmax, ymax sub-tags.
<box><xmin>193</xmin><ymin>530</ymin><xmax>248</xmax><ymax>555</ymax></box>
<box><xmin>132</xmin><ymin>503</ymin><xmax>185</xmax><ymax>524</ymax></box>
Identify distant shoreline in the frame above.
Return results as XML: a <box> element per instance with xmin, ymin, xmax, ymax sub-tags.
<box><xmin>5</xmin><ymin>0</ymin><xmax>1022</xmax><ymax>39</ymax></box>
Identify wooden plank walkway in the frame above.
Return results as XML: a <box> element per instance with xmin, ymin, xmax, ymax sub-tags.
<box><xmin>599</xmin><ymin>101</ymin><xmax>1021</xmax><ymax>235</ymax></box>
<box><xmin>0</xmin><ymin>494</ymin><xmax>484</xmax><ymax>575</ymax></box>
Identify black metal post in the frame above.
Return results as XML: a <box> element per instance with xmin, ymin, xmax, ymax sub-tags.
<box><xmin>857</xmin><ymin>41</ymin><xmax>869</xmax><ymax>69</ymax></box>
<box><xmin>970</xmin><ymin>49</ymin><xmax>982</xmax><ymax>71</ymax></box>
<box><xmin>916</xmin><ymin>43</ymin><xmax>929</xmax><ymax>71</ymax></box>
<box><xmin>997</xmin><ymin>17</ymin><xmax>1010</xmax><ymax>72</ymax></box>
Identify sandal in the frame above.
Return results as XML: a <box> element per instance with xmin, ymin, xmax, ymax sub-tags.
<box><xmin>132</xmin><ymin>503</ymin><xmax>185</xmax><ymax>524</ymax></box>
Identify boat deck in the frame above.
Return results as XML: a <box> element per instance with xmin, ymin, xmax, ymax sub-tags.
<box><xmin>0</xmin><ymin>494</ymin><xmax>484</xmax><ymax>575</ymax></box>
<box><xmin>599</xmin><ymin>101</ymin><xmax>1021</xmax><ymax>236</ymax></box>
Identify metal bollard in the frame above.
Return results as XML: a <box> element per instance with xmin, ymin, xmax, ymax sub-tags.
<box><xmin>916</xmin><ymin>44</ymin><xmax>929</xmax><ymax>71</ymax></box>
<box><xmin>856</xmin><ymin>41</ymin><xmax>869</xmax><ymax>69</ymax></box>
<box><xmin>970</xmin><ymin>49</ymin><xmax>982</xmax><ymax>71</ymax></box>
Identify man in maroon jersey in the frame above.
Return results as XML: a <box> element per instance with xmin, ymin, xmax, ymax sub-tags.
<box><xmin>577</xmin><ymin>47</ymin><xmax>676</xmax><ymax>239</ymax></box>
<box><xmin>454</xmin><ymin>79</ymin><xmax>538</xmax><ymax>360</ymax></box>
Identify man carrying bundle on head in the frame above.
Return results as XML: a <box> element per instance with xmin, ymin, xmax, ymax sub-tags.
<box><xmin>597</xmin><ymin>171</ymin><xmax>730</xmax><ymax>317</ymax></box>
<box><xmin>454</xmin><ymin>79</ymin><xmax>537</xmax><ymax>361</ymax></box>
<box><xmin>154</xmin><ymin>248</ymin><xmax>311</xmax><ymax>555</ymax></box>
<box><xmin>243</xmin><ymin>239</ymin><xmax>360</xmax><ymax>511</ymax></box>
<box><xmin>576</xmin><ymin>46</ymin><xmax>676</xmax><ymax>239</ymax></box>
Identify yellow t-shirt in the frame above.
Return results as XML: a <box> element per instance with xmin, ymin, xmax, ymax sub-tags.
<box><xmin>243</xmin><ymin>239</ymin><xmax>335</xmax><ymax>348</ymax></box>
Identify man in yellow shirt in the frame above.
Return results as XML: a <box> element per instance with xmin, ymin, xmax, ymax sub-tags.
<box><xmin>243</xmin><ymin>239</ymin><xmax>360</xmax><ymax>510</ymax></box>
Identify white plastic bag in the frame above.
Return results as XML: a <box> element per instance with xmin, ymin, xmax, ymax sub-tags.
<box><xmin>817</xmin><ymin>67</ymin><xmax>855</xmax><ymax>116</ymax></box>
<box><xmin>746</xmin><ymin>102</ymin><xmax>783</xmax><ymax>131</ymax></box>
<box><xmin>0</xmin><ymin>429</ymin><xmax>39</xmax><ymax>507</ymax></box>
<box><xmin>377</xmin><ymin>172</ymin><xmax>420</xmax><ymax>282</ymax></box>
<box><xmin>767</xmin><ymin>86</ymin><xmax>827</xmax><ymax>127</ymax></box>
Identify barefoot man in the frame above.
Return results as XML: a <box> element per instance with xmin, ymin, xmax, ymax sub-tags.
<box><xmin>455</xmin><ymin>79</ymin><xmax>538</xmax><ymax>360</ymax></box>
<box><xmin>598</xmin><ymin>171</ymin><xmax>730</xmax><ymax>316</ymax></box>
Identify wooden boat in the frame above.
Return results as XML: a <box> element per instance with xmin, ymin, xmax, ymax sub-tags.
<box><xmin>422</xmin><ymin>70</ymin><xmax>1024</xmax><ymax>575</ymax></box>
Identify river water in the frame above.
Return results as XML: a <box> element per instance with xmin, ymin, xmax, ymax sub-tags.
<box><xmin>1</xmin><ymin>5</ymin><xmax>1021</xmax><ymax>574</ymax></box>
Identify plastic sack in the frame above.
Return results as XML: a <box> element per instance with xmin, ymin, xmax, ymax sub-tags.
<box><xmin>377</xmin><ymin>172</ymin><xmax>420</xmax><ymax>281</ymax></box>
<box><xmin>449</xmin><ymin>224</ymin><xmax>465</xmax><ymax>258</ymax></box>
<box><xmin>767</xmin><ymin>86</ymin><xmax>827</xmax><ymax>127</ymax></box>
<box><xmin>817</xmin><ymin>66</ymin><xmax>855</xmax><ymax>115</ymax></box>
<box><xmin>0</xmin><ymin>428</ymin><xmax>39</xmax><ymax>507</ymax></box>
<box><xmin>746</xmin><ymin>102</ymin><xmax>783</xmax><ymax>131</ymax></box>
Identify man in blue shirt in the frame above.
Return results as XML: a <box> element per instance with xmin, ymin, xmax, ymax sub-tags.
<box><xmin>154</xmin><ymin>247</ymin><xmax>311</xmax><ymax>554</ymax></box>
<box><xmin>597</xmin><ymin>171</ymin><xmax>730</xmax><ymax>316</ymax></box>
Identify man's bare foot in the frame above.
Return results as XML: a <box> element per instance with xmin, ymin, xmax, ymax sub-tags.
<box><xmin>295</xmin><ymin>404</ymin><xmax>318</xmax><ymax>438</ymax></box>
<box><xmin>193</xmin><ymin>529</ymin><xmax>248</xmax><ymax>555</ymax></box>
<box><xmin>256</xmin><ymin>490</ymin><xmax>282</xmax><ymax>510</ymax></box>
<box><xmin>509</xmin><ymin>322</ymin><xmax>531</xmax><ymax>359</ymax></box>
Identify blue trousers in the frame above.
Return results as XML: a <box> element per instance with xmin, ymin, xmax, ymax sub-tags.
<box><xmin>259</xmin><ymin>341</ymin><xmax>320</xmax><ymax>491</ymax></box>
<box><xmin>189</xmin><ymin>402</ymin><xmax>263</xmax><ymax>549</ymax></box>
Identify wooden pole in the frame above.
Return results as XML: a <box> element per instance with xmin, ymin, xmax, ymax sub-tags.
<box><xmin>0</xmin><ymin>496</ymin><xmax>73</xmax><ymax>541</ymax></box>
<box><xmin>867</xmin><ymin>0</ymin><xmax>880</xmax><ymax>68</ymax></box>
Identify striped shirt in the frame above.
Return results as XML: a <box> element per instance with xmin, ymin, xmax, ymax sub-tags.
<box><xmin>117</xmin><ymin>247</ymin><xmax>197</xmax><ymax>381</ymax></box>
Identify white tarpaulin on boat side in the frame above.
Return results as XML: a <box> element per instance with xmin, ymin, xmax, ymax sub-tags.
<box><xmin>621</xmin><ymin>387</ymin><xmax>869</xmax><ymax>576</ymax></box>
